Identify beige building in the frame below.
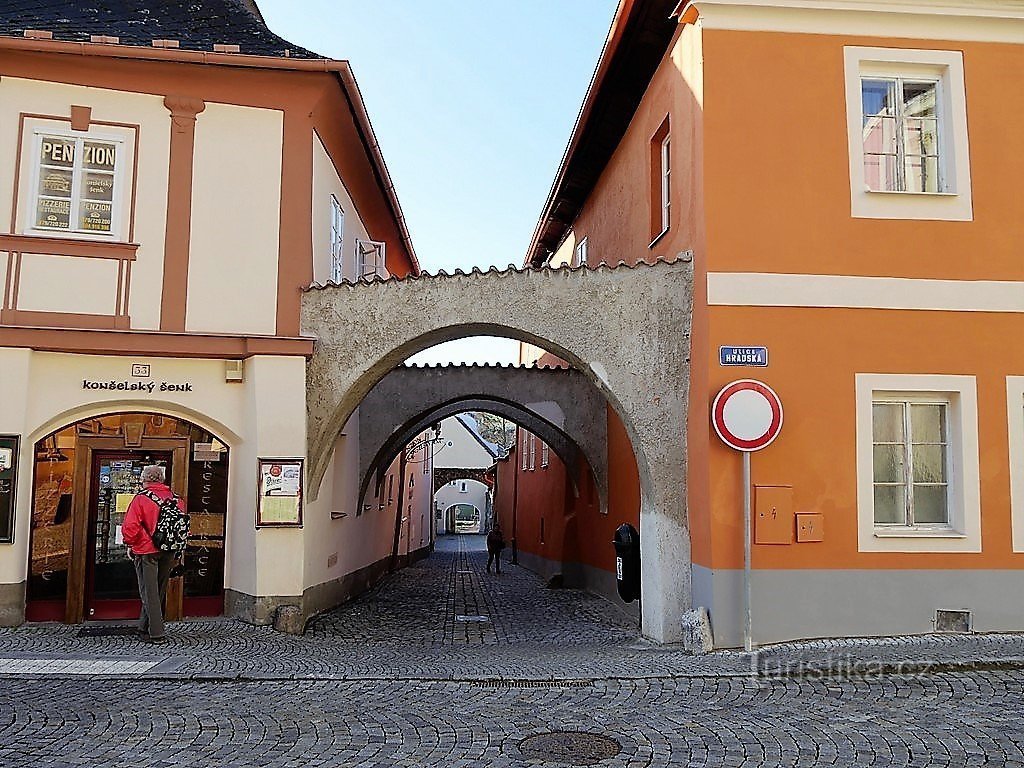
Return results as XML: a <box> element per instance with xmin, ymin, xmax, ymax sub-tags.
<box><xmin>0</xmin><ymin>2</ymin><xmax>428</xmax><ymax>628</ymax></box>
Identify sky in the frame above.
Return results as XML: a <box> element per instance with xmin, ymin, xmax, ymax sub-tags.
<box><xmin>257</xmin><ymin>0</ymin><xmax>617</xmax><ymax>365</ymax></box>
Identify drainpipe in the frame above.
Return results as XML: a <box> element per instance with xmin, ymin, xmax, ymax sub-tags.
<box><xmin>511</xmin><ymin>446</ymin><xmax>520</xmax><ymax>566</ymax></box>
<box><xmin>389</xmin><ymin>449</ymin><xmax>408</xmax><ymax>572</ymax></box>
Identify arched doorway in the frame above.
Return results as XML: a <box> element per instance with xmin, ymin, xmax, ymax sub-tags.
<box><xmin>26</xmin><ymin>412</ymin><xmax>229</xmax><ymax>623</ymax></box>
<box><xmin>435</xmin><ymin>479</ymin><xmax>491</xmax><ymax>535</ymax></box>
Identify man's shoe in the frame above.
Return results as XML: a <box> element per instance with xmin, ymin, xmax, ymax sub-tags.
<box><xmin>140</xmin><ymin>635</ymin><xmax>167</xmax><ymax>645</ymax></box>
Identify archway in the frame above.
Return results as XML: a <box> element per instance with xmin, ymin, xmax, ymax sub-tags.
<box><xmin>436</xmin><ymin>479</ymin><xmax>490</xmax><ymax>535</ymax></box>
<box><xmin>302</xmin><ymin>256</ymin><xmax>694</xmax><ymax>642</ymax></box>
<box><xmin>26</xmin><ymin>411</ymin><xmax>229</xmax><ymax>624</ymax></box>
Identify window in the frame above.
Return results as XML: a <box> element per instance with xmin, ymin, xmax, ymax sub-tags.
<box><xmin>541</xmin><ymin>442</ymin><xmax>550</xmax><ymax>469</ymax></box>
<box><xmin>32</xmin><ymin>131</ymin><xmax>123</xmax><ymax>236</ymax></box>
<box><xmin>649</xmin><ymin>117</ymin><xmax>670</xmax><ymax>242</ymax></box>
<box><xmin>574</xmin><ymin>237</ymin><xmax>589</xmax><ymax>268</ymax></box>
<box><xmin>844</xmin><ymin>47</ymin><xmax>972</xmax><ymax>221</ymax></box>
<box><xmin>356</xmin><ymin>238</ymin><xmax>385</xmax><ymax>278</ymax></box>
<box><xmin>871</xmin><ymin>400</ymin><xmax>949</xmax><ymax>528</ymax></box>
<box><xmin>459</xmin><ymin>481</ymin><xmax>468</xmax><ymax>493</ymax></box>
<box><xmin>855</xmin><ymin>374</ymin><xmax>980</xmax><ymax>553</ymax></box>
<box><xmin>528</xmin><ymin>433</ymin><xmax>536</xmax><ymax>472</ymax></box>
<box><xmin>861</xmin><ymin>78</ymin><xmax>941</xmax><ymax>194</ymax></box>
<box><xmin>329</xmin><ymin>196</ymin><xmax>345</xmax><ymax>282</ymax></box>
<box><xmin>521</xmin><ymin>432</ymin><xmax>528</xmax><ymax>472</ymax></box>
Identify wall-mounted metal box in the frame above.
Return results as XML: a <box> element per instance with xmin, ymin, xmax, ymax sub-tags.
<box><xmin>795</xmin><ymin>512</ymin><xmax>824</xmax><ymax>542</ymax></box>
<box><xmin>754</xmin><ymin>485</ymin><xmax>793</xmax><ymax>545</ymax></box>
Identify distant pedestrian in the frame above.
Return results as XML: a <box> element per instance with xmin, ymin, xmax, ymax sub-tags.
<box><xmin>122</xmin><ymin>465</ymin><xmax>187</xmax><ymax>644</ymax></box>
<box><xmin>486</xmin><ymin>523</ymin><xmax>506</xmax><ymax>574</ymax></box>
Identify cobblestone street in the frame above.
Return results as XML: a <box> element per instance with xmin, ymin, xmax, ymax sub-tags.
<box><xmin>0</xmin><ymin>536</ymin><xmax>1022</xmax><ymax>766</ymax></box>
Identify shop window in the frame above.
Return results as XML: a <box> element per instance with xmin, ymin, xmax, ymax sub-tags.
<box><xmin>31</xmin><ymin>130</ymin><xmax>125</xmax><ymax>236</ymax></box>
<box><xmin>855</xmin><ymin>374</ymin><xmax>980</xmax><ymax>553</ymax></box>
<box><xmin>844</xmin><ymin>47</ymin><xmax>972</xmax><ymax>221</ymax></box>
<box><xmin>330</xmin><ymin>195</ymin><xmax>345</xmax><ymax>282</ymax></box>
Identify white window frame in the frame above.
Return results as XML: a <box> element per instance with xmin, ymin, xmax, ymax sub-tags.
<box><xmin>528</xmin><ymin>433</ymin><xmax>536</xmax><ymax>472</ymax></box>
<box><xmin>27</xmin><ymin>126</ymin><xmax>128</xmax><ymax>239</ymax></box>
<box><xmin>540</xmin><ymin>441</ymin><xmax>549</xmax><ymax>469</ymax></box>
<box><xmin>521</xmin><ymin>432</ymin><xmax>528</xmax><ymax>472</ymax></box>
<box><xmin>844</xmin><ymin>47</ymin><xmax>972</xmax><ymax>221</ymax></box>
<box><xmin>855</xmin><ymin>374</ymin><xmax>980</xmax><ymax>553</ymax></box>
<box><xmin>329</xmin><ymin>195</ymin><xmax>345</xmax><ymax>283</ymax></box>
<box><xmin>1006</xmin><ymin>377</ymin><xmax>1024</xmax><ymax>553</ymax></box>
<box><xmin>660</xmin><ymin>133</ymin><xmax>671</xmax><ymax>233</ymax></box>
<box><xmin>574</xmin><ymin>237</ymin><xmax>589</xmax><ymax>268</ymax></box>
<box><xmin>356</xmin><ymin>238</ymin><xmax>386</xmax><ymax>278</ymax></box>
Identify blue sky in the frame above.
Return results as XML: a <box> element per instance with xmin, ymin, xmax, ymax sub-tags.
<box><xmin>258</xmin><ymin>0</ymin><xmax>617</xmax><ymax>363</ymax></box>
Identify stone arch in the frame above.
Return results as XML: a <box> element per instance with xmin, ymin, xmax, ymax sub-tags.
<box><xmin>358</xmin><ymin>396</ymin><xmax>591</xmax><ymax>512</ymax></box>
<box><xmin>301</xmin><ymin>256</ymin><xmax>694</xmax><ymax>642</ymax></box>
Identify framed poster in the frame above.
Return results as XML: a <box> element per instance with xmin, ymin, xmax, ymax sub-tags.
<box><xmin>0</xmin><ymin>436</ymin><xmax>19</xmax><ymax>544</ymax></box>
<box><xmin>256</xmin><ymin>458</ymin><xmax>303</xmax><ymax>527</ymax></box>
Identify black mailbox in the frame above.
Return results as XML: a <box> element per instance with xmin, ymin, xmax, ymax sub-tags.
<box><xmin>612</xmin><ymin>523</ymin><xmax>640</xmax><ymax>603</ymax></box>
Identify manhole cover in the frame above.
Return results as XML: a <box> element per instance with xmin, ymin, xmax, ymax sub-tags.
<box><xmin>518</xmin><ymin>731</ymin><xmax>622</xmax><ymax>765</ymax></box>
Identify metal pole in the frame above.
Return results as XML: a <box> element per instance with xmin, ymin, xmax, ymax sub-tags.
<box><xmin>743</xmin><ymin>450</ymin><xmax>753</xmax><ymax>652</ymax></box>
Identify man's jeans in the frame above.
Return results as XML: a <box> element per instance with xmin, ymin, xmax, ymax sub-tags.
<box><xmin>133</xmin><ymin>552</ymin><xmax>176</xmax><ymax>639</ymax></box>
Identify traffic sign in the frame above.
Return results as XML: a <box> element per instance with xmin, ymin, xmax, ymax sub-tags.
<box><xmin>712</xmin><ymin>379</ymin><xmax>783</xmax><ymax>452</ymax></box>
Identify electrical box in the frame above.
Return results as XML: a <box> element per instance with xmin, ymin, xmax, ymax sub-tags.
<box><xmin>795</xmin><ymin>512</ymin><xmax>824</xmax><ymax>542</ymax></box>
<box><xmin>754</xmin><ymin>485</ymin><xmax>793</xmax><ymax>545</ymax></box>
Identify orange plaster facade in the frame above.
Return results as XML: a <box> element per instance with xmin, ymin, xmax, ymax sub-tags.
<box><xmin>519</xmin><ymin>1</ymin><xmax>1024</xmax><ymax>643</ymax></box>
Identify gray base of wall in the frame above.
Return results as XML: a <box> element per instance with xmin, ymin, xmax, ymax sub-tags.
<box><xmin>514</xmin><ymin>550</ymin><xmax>639</xmax><ymax>620</ymax></box>
<box><xmin>0</xmin><ymin>582</ymin><xmax>25</xmax><ymax>627</ymax></box>
<box><xmin>226</xmin><ymin>552</ymin><xmax>406</xmax><ymax>633</ymax></box>
<box><xmin>693</xmin><ymin>565</ymin><xmax>1024</xmax><ymax>649</ymax></box>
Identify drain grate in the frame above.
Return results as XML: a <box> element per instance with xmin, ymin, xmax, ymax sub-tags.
<box><xmin>77</xmin><ymin>625</ymin><xmax>139</xmax><ymax>638</ymax></box>
<box><xmin>518</xmin><ymin>731</ymin><xmax>622</xmax><ymax>765</ymax></box>
<box><xmin>455</xmin><ymin>614</ymin><xmax>489</xmax><ymax>622</ymax></box>
<box><xmin>474</xmin><ymin>679</ymin><xmax>594</xmax><ymax>689</ymax></box>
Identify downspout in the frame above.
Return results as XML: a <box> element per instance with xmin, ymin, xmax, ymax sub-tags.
<box><xmin>511</xmin><ymin>445</ymin><xmax>520</xmax><ymax>566</ymax></box>
<box><xmin>390</xmin><ymin>449</ymin><xmax>408</xmax><ymax>572</ymax></box>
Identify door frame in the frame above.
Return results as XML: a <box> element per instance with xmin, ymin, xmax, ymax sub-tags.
<box><xmin>66</xmin><ymin>436</ymin><xmax>188</xmax><ymax>623</ymax></box>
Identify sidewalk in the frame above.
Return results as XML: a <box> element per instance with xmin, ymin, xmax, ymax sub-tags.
<box><xmin>0</xmin><ymin>536</ymin><xmax>1020</xmax><ymax>681</ymax></box>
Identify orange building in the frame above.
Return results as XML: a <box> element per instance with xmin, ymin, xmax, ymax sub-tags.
<box><xmin>515</xmin><ymin>0</ymin><xmax>1024</xmax><ymax>647</ymax></box>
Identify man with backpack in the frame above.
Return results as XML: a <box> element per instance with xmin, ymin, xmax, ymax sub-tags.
<box><xmin>122</xmin><ymin>464</ymin><xmax>188</xmax><ymax>644</ymax></box>
<box><xmin>486</xmin><ymin>522</ymin><xmax>506</xmax><ymax>574</ymax></box>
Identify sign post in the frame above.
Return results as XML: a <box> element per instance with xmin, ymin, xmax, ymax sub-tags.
<box><xmin>711</xmin><ymin>379</ymin><xmax>784</xmax><ymax>652</ymax></box>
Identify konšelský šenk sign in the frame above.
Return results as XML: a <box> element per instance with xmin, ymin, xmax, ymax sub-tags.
<box><xmin>82</xmin><ymin>379</ymin><xmax>194</xmax><ymax>392</ymax></box>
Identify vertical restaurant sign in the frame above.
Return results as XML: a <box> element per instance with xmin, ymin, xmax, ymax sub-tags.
<box><xmin>0</xmin><ymin>436</ymin><xmax>19</xmax><ymax>544</ymax></box>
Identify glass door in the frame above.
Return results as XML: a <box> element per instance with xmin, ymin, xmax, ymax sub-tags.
<box><xmin>85</xmin><ymin>451</ymin><xmax>172</xmax><ymax>620</ymax></box>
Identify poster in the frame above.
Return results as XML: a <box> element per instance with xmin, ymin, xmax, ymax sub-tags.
<box><xmin>256</xmin><ymin>459</ymin><xmax>303</xmax><ymax>527</ymax></box>
<box><xmin>0</xmin><ymin>436</ymin><xmax>18</xmax><ymax>544</ymax></box>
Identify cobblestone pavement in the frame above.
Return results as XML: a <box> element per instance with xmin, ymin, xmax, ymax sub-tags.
<box><xmin>1</xmin><ymin>536</ymin><xmax>1024</xmax><ymax>765</ymax></box>
<box><xmin>1</xmin><ymin>672</ymin><xmax>1023</xmax><ymax>766</ymax></box>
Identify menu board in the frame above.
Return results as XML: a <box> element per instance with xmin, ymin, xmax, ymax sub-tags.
<box><xmin>0</xmin><ymin>436</ymin><xmax>19</xmax><ymax>544</ymax></box>
<box><xmin>256</xmin><ymin>459</ymin><xmax>303</xmax><ymax>527</ymax></box>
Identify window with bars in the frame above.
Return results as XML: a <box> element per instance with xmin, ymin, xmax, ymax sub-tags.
<box><xmin>329</xmin><ymin>196</ymin><xmax>345</xmax><ymax>283</ymax></box>
<box><xmin>872</xmin><ymin>399</ymin><xmax>950</xmax><ymax>528</ymax></box>
<box><xmin>861</xmin><ymin>77</ymin><xmax>942</xmax><ymax>193</ymax></box>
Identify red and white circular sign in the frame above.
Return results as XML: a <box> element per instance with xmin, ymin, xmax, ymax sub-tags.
<box><xmin>712</xmin><ymin>380</ymin><xmax>783</xmax><ymax>452</ymax></box>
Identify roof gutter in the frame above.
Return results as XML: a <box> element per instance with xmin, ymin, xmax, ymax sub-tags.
<box><xmin>0</xmin><ymin>36</ymin><xmax>419</xmax><ymax>274</ymax></box>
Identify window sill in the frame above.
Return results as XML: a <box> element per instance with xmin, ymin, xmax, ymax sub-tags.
<box><xmin>873</xmin><ymin>528</ymin><xmax>966</xmax><ymax>539</ymax></box>
<box><xmin>648</xmin><ymin>228</ymin><xmax>669</xmax><ymax>249</ymax></box>
<box><xmin>864</xmin><ymin>189</ymin><xmax>958</xmax><ymax>198</ymax></box>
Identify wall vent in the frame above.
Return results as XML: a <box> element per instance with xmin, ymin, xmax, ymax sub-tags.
<box><xmin>935</xmin><ymin>609</ymin><xmax>972</xmax><ymax>633</ymax></box>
